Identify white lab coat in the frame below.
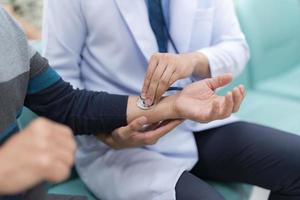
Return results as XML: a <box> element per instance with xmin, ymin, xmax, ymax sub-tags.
<box><xmin>43</xmin><ymin>0</ymin><xmax>249</xmax><ymax>199</ymax></box>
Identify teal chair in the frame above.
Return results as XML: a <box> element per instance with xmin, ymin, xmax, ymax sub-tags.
<box><xmin>236</xmin><ymin>0</ymin><xmax>300</xmax><ymax>100</ymax></box>
<box><xmin>232</xmin><ymin>0</ymin><xmax>300</xmax><ymax>134</ymax></box>
<box><xmin>220</xmin><ymin>0</ymin><xmax>300</xmax><ymax>135</ymax></box>
<box><xmin>48</xmin><ymin>179</ymin><xmax>96</xmax><ymax>200</ymax></box>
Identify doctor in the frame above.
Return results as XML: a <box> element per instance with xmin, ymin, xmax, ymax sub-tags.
<box><xmin>43</xmin><ymin>0</ymin><xmax>300</xmax><ymax>200</ymax></box>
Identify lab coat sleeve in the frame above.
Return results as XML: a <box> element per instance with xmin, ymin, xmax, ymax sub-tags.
<box><xmin>197</xmin><ymin>0</ymin><xmax>250</xmax><ymax>79</ymax></box>
<box><xmin>42</xmin><ymin>0</ymin><xmax>86</xmax><ymax>89</ymax></box>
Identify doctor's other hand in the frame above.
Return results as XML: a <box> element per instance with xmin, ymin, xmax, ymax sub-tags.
<box><xmin>0</xmin><ymin>118</ymin><xmax>76</xmax><ymax>195</ymax></box>
<box><xmin>141</xmin><ymin>52</ymin><xmax>210</xmax><ymax>106</ymax></box>
<box><xmin>97</xmin><ymin>117</ymin><xmax>183</xmax><ymax>149</ymax></box>
<box><xmin>171</xmin><ymin>74</ymin><xmax>246</xmax><ymax>123</ymax></box>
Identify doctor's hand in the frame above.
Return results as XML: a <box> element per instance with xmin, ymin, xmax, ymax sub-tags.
<box><xmin>141</xmin><ymin>52</ymin><xmax>210</xmax><ymax>106</ymax></box>
<box><xmin>169</xmin><ymin>74</ymin><xmax>245</xmax><ymax>123</ymax></box>
<box><xmin>97</xmin><ymin>117</ymin><xmax>183</xmax><ymax>149</ymax></box>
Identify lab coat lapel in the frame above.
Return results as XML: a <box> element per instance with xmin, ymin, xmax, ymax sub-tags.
<box><xmin>169</xmin><ymin>0</ymin><xmax>197</xmax><ymax>53</ymax></box>
<box><xmin>115</xmin><ymin>0</ymin><xmax>158</xmax><ymax>60</ymax></box>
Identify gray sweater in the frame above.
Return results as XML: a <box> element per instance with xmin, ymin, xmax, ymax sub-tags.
<box><xmin>0</xmin><ymin>6</ymin><xmax>128</xmax><ymax>144</ymax></box>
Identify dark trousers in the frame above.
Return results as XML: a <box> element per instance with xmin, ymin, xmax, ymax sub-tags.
<box><xmin>176</xmin><ymin>122</ymin><xmax>300</xmax><ymax>200</ymax></box>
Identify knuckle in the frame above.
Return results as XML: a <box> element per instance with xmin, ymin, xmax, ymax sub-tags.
<box><xmin>128</xmin><ymin>123</ymin><xmax>136</xmax><ymax>131</ymax></box>
<box><xmin>146</xmin><ymin>90</ymin><xmax>155</xmax><ymax>98</ymax></box>
<box><xmin>62</xmin><ymin>126</ymin><xmax>73</xmax><ymax>136</ymax></box>
<box><xmin>149</xmin><ymin>139</ymin><xmax>158</xmax><ymax>145</ymax></box>
<box><xmin>221</xmin><ymin>112</ymin><xmax>228</xmax><ymax>119</ymax></box>
<box><xmin>163</xmin><ymin>53</ymin><xmax>171</xmax><ymax>58</ymax></box>
<box><xmin>227</xmin><ymin>112</ymin><xmax>232</xmax><ymax>118</ymax></box>
<box><xmin>152</xmin><ymin>53</ymin><xmax>160</xmax><ymax>60</ymax></box>
<box><xmin>34</xmin><ymin>117</ymin><xmax>49</xmax><ymax>126</ymax></box>
<box><xmin>117</xmin><ymin>130</ymin><xmax>128</xmax><ymax>140</ymax></box>
<box><xmin>160</xmin><ymin>78</ymin><xmax>168</xmax><ymax>86</ymax></box>
<box><xmin>209</xmin><ymin>106</ymin><xmax>216</xmax><ymax>115</ymax></box>
<box><xmin>143</xmin><ymin>139</ymin><xmax>151</xmax><ymax>145</ymax></box>
<box><xmin>35</xmin><ymin>127</ymin><xmax>51</xmax><ymax>138</ymax></box>
<box><xmin>173</xmin><ymin>72</ymin><xmax>180</xmax><ymax>79</ymax></box>
<box><xmin>200</xmin><ymin>115</ymin><xmax>210</xmax><ymax>123</ymax></box>
<box><xmin>143</xmin><ymin>136</ymin><xmax>156</xmax><ymax>145</ymax></box>
<box><xmin>144</xmin><ymin>78</ymin><xmax>150</xmax><ymax>85</ymax></box>
<box><xmin>226</xmin><ymin>108</ymin><xmax>232</xmax><ymax>116</ymax></box>
<box><xmin>176</xmin><ymin>69</ymin><xmax>184</xmax><ymax>77</ymax></box>
<box><xmin>234</xmin><ymin>107</ymin><xmax>240</xmax><ymax>113</ymax></box>
<box><xmin>161</xmin><ymin>54</ymin><xmax>168</xmax><ymax>60</ymax></box>
<box><xmin>38</xmin><ymin>155</ymin><xmax>52</xmax><ymax>171</ymax></box>
<box><xmin>69</xmin><ymin>140</ymin><xmax>77</xmax><ymax>153</ymax></box>
<box><xmin>56</xmin><ymin>167</ymin><xmax>71</xmax><ymax>182</ymax></box>
<box><xmin>117</xmin><ymin>127</ymin><xmax>126</xmax><ymax>133</ymax></box>
<box><xmin>42</xmin><ymin>130</ymin><xmax>53</xmax><ymax>141</ymax></box>
<box><xmin>117</xmin><ymin>132</ymin><xmax>126</xmax><ymax>141</ymax></box>
<box><xmin>47</xmin><ymin>164</ymin><xmax>71</xmax><ymax>183</ymax></box>
<box><xmin>67</xmin><ymin>154</ymin><xmax>75</xmax><ymax>166</ymax></box>
<box><xmin>31</xmin><ymin>118</ymin><xmax>48</xmax><ymax>132</ymax></box>
<box><xmin>62</xmin><ymin>168</ymin><xmax>71</xmax><ymax>180</ymax></box>
<box><xmin>151</xmin><ymin>76</ymin><xmax>160</xmax><ymax>83</ymax></box>
<box><xmin>37</xmin><ymin>140</ymin><xmax>49</xmax><ymax>151</ymax></box>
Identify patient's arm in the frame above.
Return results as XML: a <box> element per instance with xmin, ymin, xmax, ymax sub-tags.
<box><xmin>127</xmin><ymin>74</ymin><xmax>245</xmax><ymax>124</ymax></box>
<box><xmin>99</xmin><ymin>74</ymin><xmax>245</xmax><ymax>149</ymax></box>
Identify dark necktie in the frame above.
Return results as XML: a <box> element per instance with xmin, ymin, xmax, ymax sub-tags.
<box><xmin>147</xmin><ymin>0</ymin><xmax>168</xmax><ymax>53</ymax></box>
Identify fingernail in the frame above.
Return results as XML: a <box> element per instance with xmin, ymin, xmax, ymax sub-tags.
<box><xmin>141</xmin><ymin>93</ymin><xmax>146</xmax><ymax>99</ymax></box>
<box><xmin>146</xmin><ymin>99</ymin><xmax>153</xmax><ymax>106</ymax></box>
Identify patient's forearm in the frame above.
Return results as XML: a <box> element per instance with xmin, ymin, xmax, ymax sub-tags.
<box><xmin>127</xmin><ymin>96</ymin><xmax>178</xmax><ymax>124</ymax></box>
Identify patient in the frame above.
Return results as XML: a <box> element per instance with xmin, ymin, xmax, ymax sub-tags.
<box><xmin>44</xmin><ymin>0</ymin><xmax>300</xmax><ymax>199</ymax></box>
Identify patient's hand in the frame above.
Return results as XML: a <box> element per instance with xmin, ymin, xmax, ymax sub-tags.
<box><xmin>101</xmin><ymin>74</ymin><xmax>244</xmax><ymax>149</ymax></box>
<box><xmin>97</xmin><ymin>117</ymin><xmax>183</xmax><ymax>149</ymax></box>
<box><xmin>172</xmin><ymin>74</ymin><xmax>245</xmax><ymax>123</ymax></box>
<box><xmin>127</xmin><ymin>74</ymin><xmax>245</xmax><ymax>127</ymax></box>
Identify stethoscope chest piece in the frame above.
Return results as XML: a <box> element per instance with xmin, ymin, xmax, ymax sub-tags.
<box><xmin>137</xmin><ymin>96</ymin><xmax>153</xmax><ymax>110</ymax></box>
